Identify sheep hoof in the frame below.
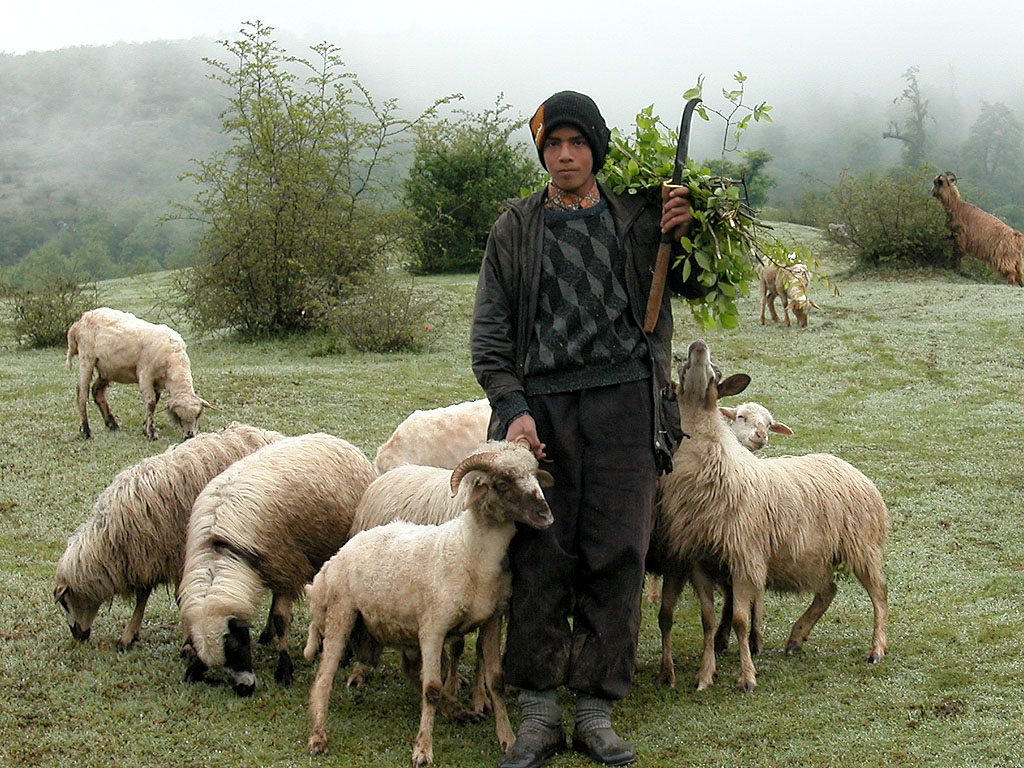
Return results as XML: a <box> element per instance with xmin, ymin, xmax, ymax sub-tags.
<box><xmin>183</xmin><ymin>658</ymin><xmax>207</xmax><ymax>683</ymax></box>
<box><xmin>866</xmin><ymin>652</ymin><xmax>884</xmax><ymax>664</ymax></box>
<box><xmin>80</xmin><ymin>425</ymin><xmax>92</xmax><ymax>439</ymax></box>
<box><xmin>411</xmin><ymin>744</ymin><xmax>433</xmax><ymax>767</ymax></box>
<box><xmin>785</xmin><ymin>640</ymin><xmax>802</xmax><ymax>655</ymax></box>
<box><xmin>275</xmin><ymin>651</ymin><xmax>294</xmax><ymax>686</ymax></box>
<box><xmin>257</xmin><ymin>628</ymin><xmax>274</xmax><ymax>646</ymax></box>
<box><xmin>105</xmin><ymin>418</ymin><xmax>119</xmax><ymax>431</ymax></box>
<box><xmin>308</xmin><ymin>734</ymin><xmax>328</xmax><ymax>755</ymax></box>
<box><xmin>656</xmin><ymin>669</ymin><xmax>676</xmax><ymax>687</ymax></box>
<box><xmin>115</xmin><ymin>637</ymin><xmax>136</xmax><ymax>653</ymax></box>
<box><xmin>736</xmin><ymin>678</ymin><xmax>757</xmax><ymax>692</ymax></box>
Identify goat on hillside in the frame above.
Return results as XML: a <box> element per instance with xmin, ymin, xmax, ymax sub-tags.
<box><xmin>932</xmin><ymin>172</ymin><xmax>1024</xmax><ymax>286</ymax></box>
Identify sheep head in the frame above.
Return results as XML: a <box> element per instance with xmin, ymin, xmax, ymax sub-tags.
<box><xmin>676</xmin><ymin>340</ymin><xmax>750</xmax><ymax>413</ymax></box>
<box><xmin>163</xmin><ymin>392</ymin><xmax>214</xmax><ymax>440</ymax></box>
<box><xmin>450</xmin><ymin>441</ymin><xmax>554</xmax><ymax>530</ymax></box>
<box><xmin>719</xmin><ymin>402</ymin><xmax>793</xmax><ymax>453</ymax></box>
<box><xmin>54</xmin><ymin>583</ymin><xmax>100</xmax><ymax>642</ymax></box>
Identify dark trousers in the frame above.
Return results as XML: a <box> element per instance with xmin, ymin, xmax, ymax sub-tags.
<box><xmin>502</xmin><ymin>378</ymin><xmax>656</xmax><ymax>700</ymax></box>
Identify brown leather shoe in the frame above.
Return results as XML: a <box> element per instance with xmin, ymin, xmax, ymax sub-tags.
<box><xmin>571</xmin><ymin>727</ymin><xmax>636</xmax><ymax>766</ymax></box>
<box><xmin>498</xmin><ymin>725</ymin><xmax>566</xmax><ymax>768</ymax></box>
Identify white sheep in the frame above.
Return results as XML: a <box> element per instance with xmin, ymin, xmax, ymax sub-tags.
<box><xmin>657</xmin><ymin>339</ymin><xmax>889</xmax><ymax>691</ymax></box>
<box><xmin>646</xmin><ymin>400</ymin><xmax>792</xmax><ymax>605</ymax></box>
<box><xmin>177</xmin><ymin>432</ymin><xmax>376</xmax><ymax>695</ymax></box>
<box><xmin>53</xmin><ymin>422</ymin><xmax>284</xmax><ymax>650</ymax></box>
<box><xmin>66</xmin><ymin>307</ymin><xmax>213</xmax><ymax>440</ymax></box>
<box><xmin>759</xmin><ymin>261</ymin><xmax>819</xmax><ymax>328</ymax></box>
<box><xmin>719</xmin><ymin>401</ymin><xmax>793</xmax><ymax>453</ymax></box>
<box><xmin>373</xmin><ymin>398</ymin><xmax>491</xmax><ymax>473</ymax></box>
<box><xmin>304</xmin><ymin>439</ymin><xmax>554</xmax><ymax>767</ymax></box>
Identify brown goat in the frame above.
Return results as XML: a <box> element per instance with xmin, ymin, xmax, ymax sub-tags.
<box><xmin>932</xmin><ymin>172</ymin><xmax>1024</xmax><ymax>286</ymax></box>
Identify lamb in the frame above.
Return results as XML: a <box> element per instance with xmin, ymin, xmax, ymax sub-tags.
<box><xmin>304</xmin><ymin>439</ymin><xmax>554</xmax><ymax>766</ymax></box>
<box><xmin>177</xmin><ymin>433</ymin><xmax>376</xmax><ymax>695</ymax></box>
<box><xmin>719</xmin><ymin>401</ymin><xmax>793</xmax><ymax>453</ymax></box>
<box><xmin>932</xmin><ymin>172</ymin><xmax>1024</xmax><ymax>286</ymax></box>
<box><xmin>53</xmin><ymin>422</ymin><xmax>284</xmax><ymax>650</ymax></box>
<box><xmin>373</xmin><ymin>398</ymin><xmax>491</xmax><ymax>473</ymax></box>
<box><xmin>66</xmin><ymin>307</ymin><xmax>213</xmax><ymax>441</ymax></box>
<box><xmin>758</xmin><ymin>260</ymin><xmax>819</xmax><ymax>327</ymax></box>
<box><xmin>656</xmin><ymin>339</ymin><xmax>888</xmax><ymax>691</ymax></box>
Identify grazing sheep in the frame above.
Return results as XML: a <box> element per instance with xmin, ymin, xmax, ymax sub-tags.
<box><xmin>304</xmin><ymin>440</ymin><xmax>554</xmax><ymax>766</ymax></box>
<box><xmin>719</xmin><ymin>401</ymin><xmax>793</xmax><ymax>453</ymax></box>
<box><xmin>759</xmin><ymin>261</ymin><xmax>819</xmax><ymax>327</ymax></box>
<box><xmin>932</xmin><ymin>172</ymin><xmax>1024</xmax><ymax>286</ymax></box>
<box><xmin>66</xmin><ymin>307</ymin><xmax>213</xmax><ymax>441</ymax></box>
<box><xmin>53</xmin><ymin>422</ymin><xmax>284</xmax><ymax>650</ymax></box>
<box><xmin>657</xmin><ymin>339</ymin><xmax>889</xmax><ymax>691</ymax></box>
<box><xmin>373</xmin><ymin>398</ymin><xmax>491</xmax><ymax>473</ymax></box>
<box><xmin>178</xmin><ymin>433</ymin><xmax>376</xmax><ymax>696</ymax></box>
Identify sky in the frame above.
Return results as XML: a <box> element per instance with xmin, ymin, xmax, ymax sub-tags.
<box><xmin>5</xmin><ymin>0</ymin><xmax>1024</xmax><ymax>155</ymax></box>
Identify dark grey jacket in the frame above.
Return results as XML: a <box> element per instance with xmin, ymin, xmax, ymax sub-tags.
<box><xmin>470</xmin><ymin>182</ymin><xmax>686</xmax><ymax>473</ymax></box>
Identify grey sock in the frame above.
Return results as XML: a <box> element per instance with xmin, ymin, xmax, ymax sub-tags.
<box><xmin>574</xmin><ymin>694</ymin><xmax>613</xmax><ymax>734</ymax></box>
<box><xmin>518</xmin><ymin>688</ymin><xmax>562</xmax><ymax>731</ymax></box>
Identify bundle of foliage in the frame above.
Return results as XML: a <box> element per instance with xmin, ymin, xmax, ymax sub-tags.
<box><xmin>173</xmin><ymin>22</ymin><xmax>454</xmax><ymax>338</ymax></box>
<box><xmin>403</xmin><ymin>97</ymin><xmax>542</xmax><ymax>274</ymax></box>
<box><xmin>822</xmin><ymin>166</ymin><xmax>953</xmax><ymax>269</ymax></box>
<box><xmin>1</xmin><ymin>279</ymin><xmax>97</xmax><ymax>348</ymax></box>
<box><xmin>600</xmin><ymin>74</ymin><xmax>780</xmax><ymax>329</ymax></box>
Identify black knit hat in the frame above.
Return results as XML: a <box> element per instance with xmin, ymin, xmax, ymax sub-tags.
<box><xmin>529</xmin><ymin>90</ymin><xmax>610</xmax><ymax>172</ymax></box>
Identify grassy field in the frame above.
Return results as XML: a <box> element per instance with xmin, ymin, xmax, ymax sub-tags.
<box><xmin>2</xmin><ymin>225</ymin><xmax>1022</xmax><ymax>768</ymax></box>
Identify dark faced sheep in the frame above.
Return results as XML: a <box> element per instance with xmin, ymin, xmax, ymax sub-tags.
<box><xmin>932</xmin><ymin>172</ymin><xmax>1024</xmax><ymax>286</ymax></box>
<box><xmin>66</xmin><ymin>307</ymin><xmax>213</xmax><ymax>440</ymax></box>
<box><xmin>53</xmin><ymin>422</ymin><xmax>284</xmax><ymax>650</ymax></box>
<box><xmin>656</xmin><ymin>340</ymin><xmax>889</xmax><ymax>691</ymax></box>
<box><xmin>177</xmin><ymin>433</ymin><xmax>376</xmax><ymax>695</ymax></box>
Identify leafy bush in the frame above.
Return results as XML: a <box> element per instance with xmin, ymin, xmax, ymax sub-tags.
<box><xmin>822</xmin><ymin>167</ymin><xmax>953</xmax><ymax>268</ymax></box>
<box><xmin>330</xmin><ymin>269</ymin><xmax>432</xmax><ymax>353</ymax></box>
<box><xmin>1</xmin><ymin>280</ymin><xmax>97</xmax><ymax>348</ymax></box>
<box><xmin>404</xmin><ymin>97</ymin><xmax>541</xmax><ymax>274</ymax></box>
<box><xmin>173</xmin><ymin>22</ymin><xmax>453</xmax><ymax>338</ymax></box>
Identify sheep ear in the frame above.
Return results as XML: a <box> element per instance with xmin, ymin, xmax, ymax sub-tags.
<box><xmin>718</xmin><ymin>374</ymin><xmax>750</xmax><ymax>398</ymax></box>
<box><xmin>200</xmin><ymin>398</ymin><xmax>218</xmax><ymax>410</ymax></box>
<box><xmin>536</xmin><ymin>469</ymin><xmax>554</xmax><ymax>488</ymax></box>
<box><xmin>54</xmin><ymin>585</ymin><xmax>68</xmax><ymax>603</ymax></box>
<box><xmin>808</xmin><ymin>299</ymin><xmax>820</xmax><ymax>309</ymax></box>
<box><xmin>719</xmin><ymin>406</ymin><xmax>737</xmax><ymax>421</ymax></box>
<box><xmin>468</xmin><ymin>481</ymin><xmax>489</xmax><ymax>507</ymax></box>
<box><xmin>770</xmin><ymin>421</ymin><xmax>794</xmax><ymax>435</ymax></box>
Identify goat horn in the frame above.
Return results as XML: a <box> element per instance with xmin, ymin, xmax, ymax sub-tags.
<box><xmin>450</xmin><ymin>451</ymin><xmax>499</xmax><ymax>496</ymax></box>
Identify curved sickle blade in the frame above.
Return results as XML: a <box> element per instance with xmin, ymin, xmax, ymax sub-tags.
<box><xmin>671</xmin><ymin>97</ymin><xmax>702</xmax><ymax>185</ymax></box>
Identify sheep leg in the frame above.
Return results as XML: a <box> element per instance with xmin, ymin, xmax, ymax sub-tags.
<box><xmin>766</xmin><ymin>295</ymin><xmax>781</xmax><ymax>324</ymax></box>
<box><xmin>77</xmin><ymin>361</ymin><xmax>95</xmax><ymax>438</ymax></box>
<box><xmin>443</xmin><ymin>635</ymin><xmax>466</xmax><ymax>701</ymax></box>
<box><xmin>713</xmin><ymin>582</ymin><xmax>733</xmax><ymax>654</ymax></box>
<box><xmin>469</xmin><ymin>627</ymin><xmax>491</xmax><ymax>715</ymax></box>
<box><xmin>270</xmin><ymin>594</ymin><xmax>295</xmax><ymax>686</ymax></box>
<box><xmin>412</xmin><ymin>632</ymin><xmax>445</xmax><ymax>767</ymax></box>
<box><xmin>307</xmin><ymin>603</ymin><xmax>358</xmax><ymax>755</ymax></box>
<box><xmin>116</xmin><ymin>587</ymin><xmax>151</xmax><ymax>651</ymax></box>
<box><xmin>477</xmin><ymin>615</ymin><xmax>515</xmax><ymax>753</ymax></box>
<box><xmin>656</xmin><ymin>569</ymin><xmax>685</xmax><ymax>687</ymax></box>
<box><xmin>749</xmin><ymin>592</ymin><xmax>764</xmax><ymax>657</ymax></box>
<box><xmin>691</xmin><ymin>567</ymin><xmax>719</xmax><ymax>691</ymax></box>
<box><xmin>92</xmin><ymin>377</ymin><xmax>119</xmax><ymax>432</ymax></box>
<box><xmin>785</xmin><ymin>579</ymin><xmax>837</xmax><ymax>655</ymax></box>
<box><xmin>853</xmin><ymin>560</ymin><xmax>889</xmax><ymax>663</ymax></box>
<box><xmin>731</xmin><ymin>580</ymin><xmax>759</xmax><ymax>691</ymax></box>
<box><xmin>139</xmin><ymin>378</ymin><xmax>159</xmax><ymax>440</ymax></box>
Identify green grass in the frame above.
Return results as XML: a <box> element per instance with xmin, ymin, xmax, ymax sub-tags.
<box><xmin>2</xmin><ymin>230</ymin><xmax>1023</xmax><ymax>767</ymax></box>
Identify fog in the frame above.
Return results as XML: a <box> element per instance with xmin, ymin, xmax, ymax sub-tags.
<box><xmin>6</xmin><ymin>0</ymin><xmax>1024</xmax><ymax>199</ymax></box>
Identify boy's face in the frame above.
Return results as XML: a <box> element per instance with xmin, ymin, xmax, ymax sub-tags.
<box><xmin>543</xmin><ymin>125</ymin><xmax>595</xmax><ymax>194</ymax></box>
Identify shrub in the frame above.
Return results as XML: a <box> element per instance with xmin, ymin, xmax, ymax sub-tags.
<box><xmin>330</xmin><ymin>269</ymin><xmax>432</xmax><ymax>353</ymax></box>
<box><xmin>404</xmin><ymin>97</ymin><xmax>541</xmax><ymax>274</ymax></box>
<box><xmin>2</xmin><ymin>280</ymin><xmax>97</xmax><ymax>348</ymax></box>
<box><xmin>822</xmin><ymin>166</ymin><xmax>953</xmax><ymax>268</ymax></box>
